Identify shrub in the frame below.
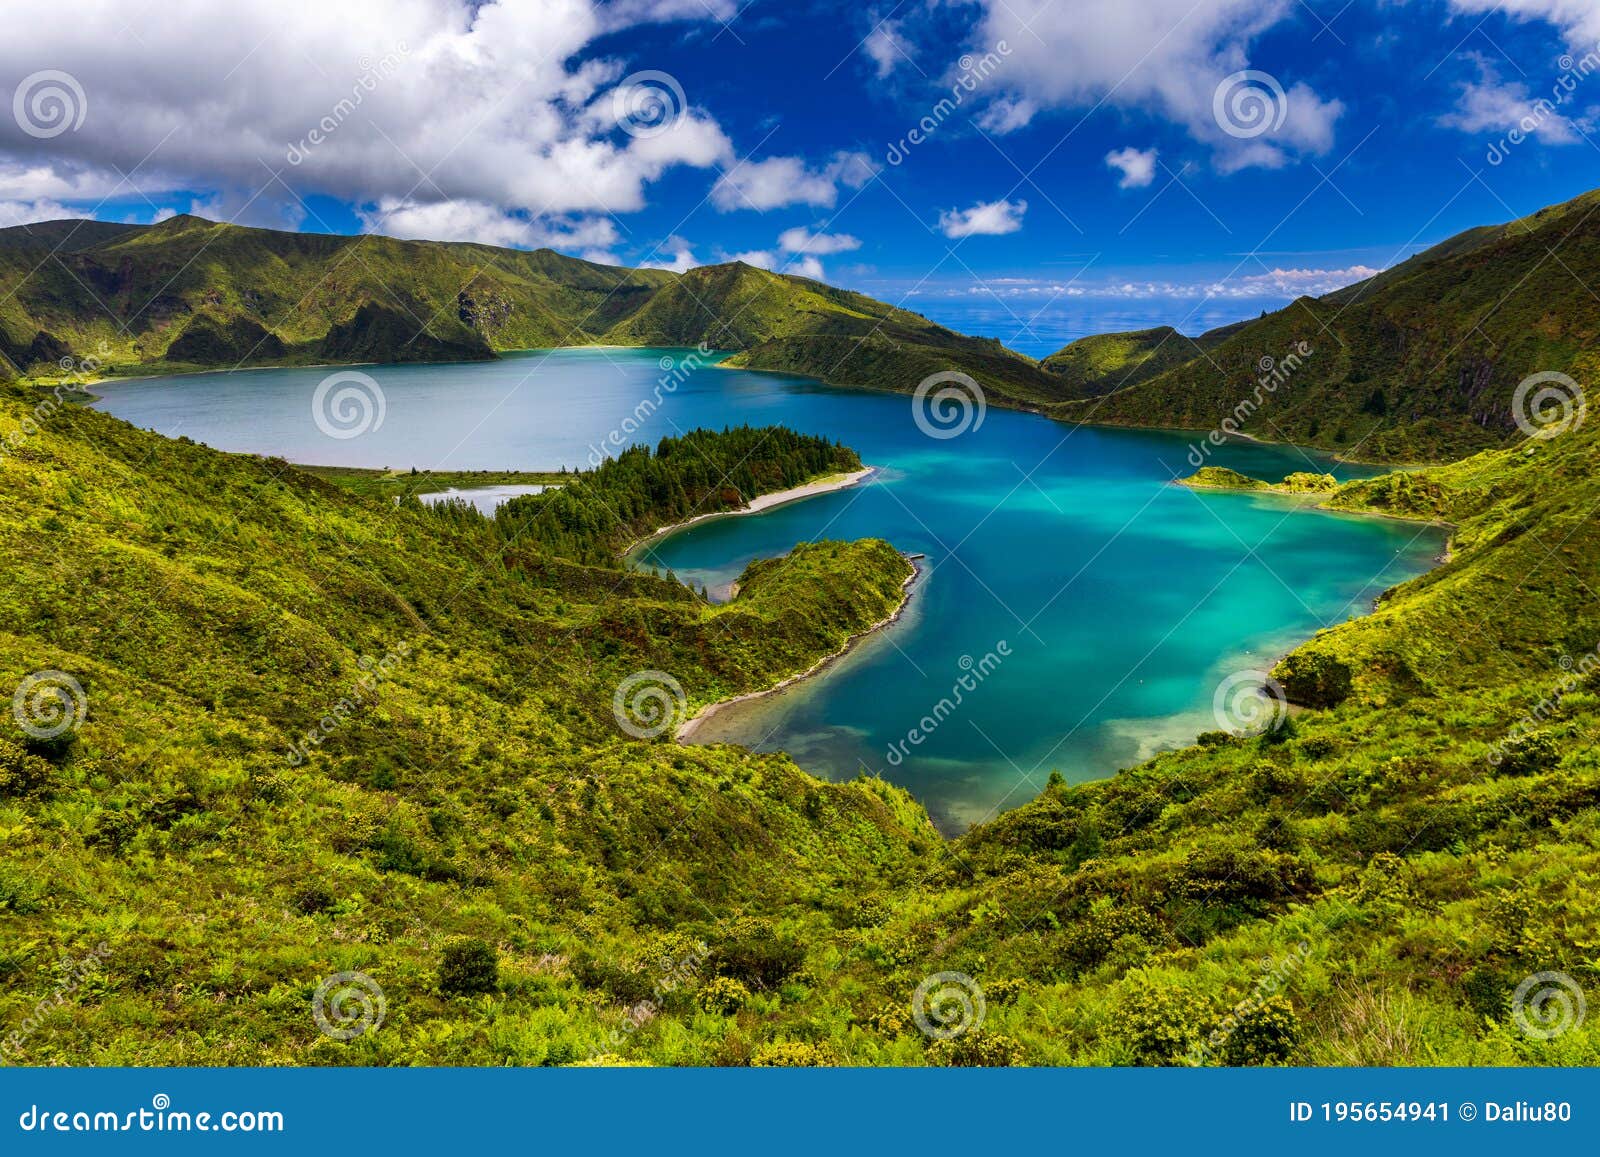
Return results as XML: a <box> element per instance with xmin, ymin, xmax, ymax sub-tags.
<box><xmin>750</xmin><ymin>1040</ymin><xmax>836</xmax><ymax>1067</ymax></box>
<box><xmin>1495</xmin><ymin>731</ymin><xmax>1560</xmax><ymax>777</ymax></box>
<box><xmin>1058</xmin><ymin>904</ymin><xmax>1166</xmax><ymax>978</ymax></box>
<box><xmin>292</xmin><ymin>885</ymin><xmax>336</xmax><ymax>915</ymax></box>
<box><xmin>0</xmin><ymin>738</ymin><xmax>52</xmax><ymax>796</ymax></box>
<box><xmin>714</xmin><ymin>918</ymin><xmax>804</xmax><ymax>990</ymax></box>
<box><xmin>862</xmin><ymin>1002</ymin><xmax>913</xmax><ymax>1037</ymax></box>
<box><xmin>1298</xmin><ymin>735</ymin><xmax>1337</xmax><ymax>761</ymax></box>
<box><xmin>1114</xmin><ymin>977</ymin><xmax>1211</xmax><ymax>1065</ymax></box>
<box><xmin>1275</xmin><ymin>650</ymin><xmax>1354</xmax><ymax>708</ymax></box>
<box><xmin>570</xmin><ymin>952</ymin><xmax>655</xmax><ymax>1005</ymax></box>
<box><xmin>927</xmin><ymin>1030</ymin><xmax>1024</xmax><ymax>1067</ymax></box>
<box><xmin>1249</xmin><ymin>761</ymin><xmax>1303</xmax><ymax>804</ymax></box>
<box><xmin>1174</xmin><ymin>848</ymin><xmax>1313</xmax><ymax>909</ymax></box>
<box><xmin>984</xmin><ymin>977</ymin><xmax>1028</xmax><ymax>1006</ymax></box>
<box><xmin>1215</xmin><ymin>996</ymin><xmax>1299</xmax><ymax>1066</ymax></box>
<box><xmin>86</xmin><ymin>809</ymin><xmax>138</xmax><ymax>854</ymax></box>
<box><xmin>697</xmin><ymin>976</ymin><xmax>751</xmax><ymax>1015</ymax></box>
<box><xmin>439</xmin><ymin>937</ymin><xmax>499</xmax><ymax>995</ymax></box>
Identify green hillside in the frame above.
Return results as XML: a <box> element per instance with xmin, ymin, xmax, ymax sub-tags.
<box><xmin>1064</xmin><ymin>187</ymin><xmax>1600</xmax><ymax>462</ymax></box>
<box><xmin>0</xmin><ymin>216</ymin><xmax>1067</xmax><ymax>406</ymax></box>
<box><xmin>1041</xmin><ymin>325</ymin><xmax>1226</xmax><ymax>395</ymax></box>
<box><xmin>2</xmin><ymin>372</ymin><xmax>1598</xmax><ymax>1066</ymax></box>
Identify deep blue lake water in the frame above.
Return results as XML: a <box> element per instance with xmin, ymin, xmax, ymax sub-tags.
<box><xmin>94</xmin><ymin>349</ymin><xmax>1443</xmax><ymax>830</ymax></box>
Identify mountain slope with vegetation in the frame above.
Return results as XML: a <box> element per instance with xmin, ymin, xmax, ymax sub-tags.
<box><xmin>0</xmin><ymin>216</ymin><xmax>1067</xmax><ymax>406</ymax></box>
<box><xmin>1041</xmin><ymin>325</ymin><xmax>1230</xmax><ymax>396</ymax></box>
<box><xmin>2</xmin><ymin>374</ymin><xmax>1597</xmax><ymax>1066</ymax></box>
<box><xmin>1063</xmin><ymin>187</ymin><xmax>1600</xmax><ymax>462</ymax></box>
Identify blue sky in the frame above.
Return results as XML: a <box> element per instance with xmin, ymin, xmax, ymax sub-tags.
<box><xmin>3</xmin><ymin>0</ymin><xmax>1599</xmax><ymax>354</ymax></box>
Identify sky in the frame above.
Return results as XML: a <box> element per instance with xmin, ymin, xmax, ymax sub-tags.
<box><xmin>3</xmin><ymin>0</ymin><xmax>1599</xmax><ymax>355</ymax></box>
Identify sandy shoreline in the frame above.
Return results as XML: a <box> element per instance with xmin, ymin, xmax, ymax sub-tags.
<box><xmin>676</xmin><ymin>557</ymin><xmax>922</xmax><ymax>743</ymax></box>
<box><xmin>624</xmin><ymin>466</ymin><xmax>877</xmax><ymax>558</ymax></box>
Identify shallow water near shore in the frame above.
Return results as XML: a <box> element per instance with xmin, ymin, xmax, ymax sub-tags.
<box><xmin>93</xmin><ymin>348</ymin><xmax>1444</xmax><ymax>831</ymax></box>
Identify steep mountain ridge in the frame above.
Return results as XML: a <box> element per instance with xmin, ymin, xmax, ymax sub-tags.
<box><xmin>1058</xmin><ymin>187</ymin><xmax>1600</xmax><ymax>462</ymax></box>
<box><xmin>0</xmin><ymin>215</ymin><xmax>1067</xmax><ymax>404</ymax></box>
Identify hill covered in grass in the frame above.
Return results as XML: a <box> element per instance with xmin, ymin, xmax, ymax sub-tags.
<box><xmin>0</xmin><ymin>215</ymin><xmax>1066</xmax><ymax>407</ymax></box>
<box><xmin>1041</xmin><ymin>325</ymin><xmax>1229</xmax><ymax>396</ymax></box>
<box><xmin>1061</xmin><ymin>187</ymin><xmax>1600</xmax><ymax>462</ymax></box>
<box><xmin>2</xmin><ymin>376</ymin><xmax>1598</xmax><ymax>1066</ymax></box>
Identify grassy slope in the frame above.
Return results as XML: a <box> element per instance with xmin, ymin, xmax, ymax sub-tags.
<box><xmin>0</xmin><ymin>391</ymin><xmax>929</xmax><ymax>1063</ymax></box>
<box><xmin>1066</xmin><ymin>187</ymin><xmax>1600</xmax><ymax>462</ymax></box>
<box><xmin>0</xmin><ymin>219</ymin><xmax>1071</xmax><ymax>407</ymax></box>
<box><xmin>2</xmin><ymin>380</ymin><xmax>1598</xmax><ymax>1065</ymax></box>
<box><xmin>1041</xmin><ymin>326</ymin><xmax>1226</xmax><ymax>396</ymax></box>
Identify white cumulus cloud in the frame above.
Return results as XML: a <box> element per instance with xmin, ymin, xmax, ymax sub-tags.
<box><xmin>1439</xmin><ymin>60</ymin><xmax>1581</xmax><ymax>144</ymax></box>
<box><xmin>863</xmin><ymin>17</ymin><xmax>908</xmax><ymax>78</ymax></box>
<box><xmin>777</xmin><ymin>226</ymin><xmax>861</xmax><ymax>255</ymax></box>
<box><xmin>1105</xmin><ymin>147</ymin><xmax>1158</xmax><ymax>189</ymax></box>
<box><xmin>0</xmin><ymin>0</ymin><xmax>738</xmax><ymax>243</ymax></box>
<box><xmin>938</xmin><ymin>198</ymin><xmax>1026</xmax><ymax>239</ymax></box>
<box><xmin>640</xmin><ymin>235</ymin><xmax>699</xmax><ymax>272</ymax></box>
<box><xmin>967</xmin><ymin>0</ymin><xmax>1343</xmax><ymax>170</ymax></box>
<box><xmin>359</xmin><ymin>197</ymin><xmax>622</xmax><ymax>251</ymax></box>
<box><xmin>1446</xmin><ymin>0</ymin><xmax>1600</xmax><ymax>45</ymax></box>
<box><xmin>711</xmin><ymin>151</ymin><xmax>878</xmax><ymax>211</ymax></box>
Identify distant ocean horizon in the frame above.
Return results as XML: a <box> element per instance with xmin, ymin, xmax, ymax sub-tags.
<box><xmin>894</xmin><ymin>294</ymin><xmax>1295</xmax><ymax>359</ymax></box>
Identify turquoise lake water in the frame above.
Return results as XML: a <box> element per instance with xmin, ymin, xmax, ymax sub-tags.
<box><xmin>93</xmin><ymin>348</ymin><xmax>1444</xmax><ymax>830</ymax></box>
